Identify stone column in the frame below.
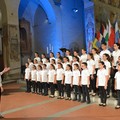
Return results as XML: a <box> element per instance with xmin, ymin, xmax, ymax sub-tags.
<box><xmin>2</xmin><ymin>0</ymin><xmax>21</xmax><ymax>82</ymax></box>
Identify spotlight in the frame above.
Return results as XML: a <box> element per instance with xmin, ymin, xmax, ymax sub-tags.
<box><xmin>72</xmin><ymin>8</ymin><xmax>78</xmax><ymax>13</ymax></box>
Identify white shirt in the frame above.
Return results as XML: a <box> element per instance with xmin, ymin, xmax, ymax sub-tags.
<box><xmin>81</xmin><ymin>69</ymin><xmax>90</xmax><ymax>85</ymax></box>
<box><xmin>112</xmin><ymin>50</ymin><xmax>120</xmax><ymax>66</ymax></box>
<box><xmin>87</xmin><ymin>59</ymin><xmax>95</xmax><ymax>74</ymax></box>
<box><xmin>34</xmin><ymin>57</ymin><xmax>41</xmax><ymax>62</ymax></box>
<box><xmin>100</xmin><ymin>49</ymin><xmax>111</xmax><ymax>60</ymax></box>
<box><xmin>36</xmin><ymin>70</ymin><xmax>42</xmax><ymax>82</ymax></box>
<box><xmin>42</xmin><ymin>58</ymin><xmax>46</xmax><ymax>64</ymax></box>
<box><xmin>64</xmin><ymin>70</ymin><xmax>73</xmax><ymax>84</ymax></box>
<box><xmin>72</xmin><ymin>70</ymin><xmax>80</xmax><ymax>85</ymax></box>
<box><xmin>67</xmin><ymin>55</ymin><xmax>73</xmax><ymax>62</ymax></box>
<box><xmin>45</xmin><ymin>62</ymin><xmax>50</xmax><ymax>70</ymax></box>
<box><xmin>25</xmin><ymin>68</ymin><xmax>31</xmax><ymax>80</ymax></box>
<box><xmin>56</xmin><ymin>68</ymin><xmax>64</xmax><ymax>80</ymax></box>
<box><xmin>0</xmin><ymin>72</ymin><xmax>3</xmax><ymax>87</ymax></box>
<box><xmin>97</xmin><ymin>68</ymin><xmax>108</xmax><ymax>86</ymax></box>
<box><xmin>31</xmin><ymin>70</ymin><xmax>37</xmax><ymax>81</ymax></box>
<box><xmin>48</xmin><ymin>69</ymin><xmax>56</xmax><ymax>83</ymax></box>
<box><xmin>93</xmin><ymin>54</ymin><xmax>100</xmax><ymax>68</ymax></box>
<box><xmin>29</xmin><ymin>62</ymin><xmax>33</xmax><ymax>71</ymax></box>
<box><xmin>41</xmin><ymin>69</ymin><xmax>48</xmax><ymax>82</ymax></box>
<box><xmin>80</xmin><ymin>54</ymin><xmax>87</xmax><ymax>62</ymax></box>
<box><xmin>103</xmin><ymin>60</ymin><xmax>111</xmax><ymax>75</ymax></box>
<box><xmin>72</xmin><ymin>61</ymin><xmax>80</xmax><ymax>69</ymax></box>
<box><xmin>50</xmin><ymin>57</ymin><xmax>55</xmax><ymax>62</ymax></box>
<box><xmin>115</xmin><ymin>71</ymin><xmax>120</xmax><ymax>90</ymax></box>
<box><xmin>63</xmin><ymin>62</ymin><xmax>70</xmax><ymax>70</ymax></box>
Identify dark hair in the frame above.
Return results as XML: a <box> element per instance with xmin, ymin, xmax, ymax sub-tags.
<box><xmin>50</xmin><ymin>64</ymin><xmax>55</xmax><ymax>70</ymax></box>
<box><xmin>92</xmin><ymin>48</ymin><xmax>98</xmax><ymax>53</ymax></box>
<box><xmin>43</xmin><ymin>64</ymin><xmax>47</xmax><ymax>67</ymax></box>
<box><xmin>42</xmin><ymin>53</ymin><xmax>46</xmax><ymax>57</ymax></box>
<box><xmin>88</xmin><ymin>53</ymin><xmax>94</xmax><ymax>60</ymax></box>
<box><xmin>101</xmin><ymin>42</ymin><xmax>107</xmax><ymax>46</ymax></box>
<box><xmin>35</xmin><ymin>52</ymin><xmax>39</xmax><ymax>55</ymax></box>
<box><xmin>99</xmin><ymin>61</ymin><xmax>105</xmax><ymax>68</ymax></box>
<box><xmin>33</xmin><ymin>65</ymin><xmax>36</xmax><ymax>69</ymax></box>
<box><xmin>114</xmin><ymin>43</ymin><xmax>120</xmax><ymax>49</ymax></box>
<box><xmin>74</xmin><ymin>64</ymin><xmax>79</xmax><ymax>69</ymax></box>
<box><xmin>50</xmin><ymin>52</ymin><xmax>54</xmax><ymax>57</ymax></box>
<box><xmin>64</xmin><ymin>56</ymin><xmax>69</xmax><ymax>62</ymax></box>
<box><xmin>74</xmin><ymin>50</ymin><xmax>79</xmax><ymax>53</ymax></box>
<box><xmin>103</xmin><ymin>53</ymin><xmax>111</xmax><ymax>62</ymax></box>
<box><xmin>25</xmin><ymin>62</ymin><xmax>29</xmax><ymax>65</ymax></box>
<box><xmin>67</xmin><ymin>64</ymin><xmax>72</xmax><ymax>71</ymax></box>
<box><xmin>82</xmin><ymin>62</ymin><xmax>87</xmax><ymax>67</ymax></box>
<box><xmin>57</xmin><ymin>62</ymin><xmax>63</xmax><ymax>69</ymax></box>
<box><xmin>73</xmin><ymin>56</ymin><xmax>79</xmax><ymax>62</ymax></box>
<box><xmin>66</xmin><ymin>49</ymin><xmax>70</xmax><ymax>53</ymax></box>
<box><xmin>51</xmin><ymin>59</ymin><xmax>56</xmax><ymax>64</ymax></box>
<box><xmin>38</xmin><ymin>65</ymin><xmax>42</xmax><ymax>70</ymax></box>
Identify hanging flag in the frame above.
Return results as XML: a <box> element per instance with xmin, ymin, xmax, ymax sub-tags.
<box><xmin>100</xmin><ymin>23</ymin><xmax>105</xmax><ymax>35</ymax></box>
<box><xmin>108</xmin><ymin>27</ymin><xmax>115</xmax><ymax>47</ymax></box>
<box><xmin>115</xmin><ymin>21</ymin><xmax>120</xmax><ymax>43</ymax></box>
<box><xmin>92</xmin><ymin>38</ymin><xmax>99</xmax><ymax>50</ymax></box>
<box><xmin>103</xmin><ymin>24</ymin><xmax>109</xmax><ymax>43</ymax></box>
<box><xmin>108</xmin><ymin>19</ymin><xmax>112</xmax><ymax>37</ymax></box>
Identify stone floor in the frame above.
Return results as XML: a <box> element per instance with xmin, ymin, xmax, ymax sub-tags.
<box><xmin>0</xmin><ymin>83</ymin><xmax>120</xmax><ymax>120</ymax></box>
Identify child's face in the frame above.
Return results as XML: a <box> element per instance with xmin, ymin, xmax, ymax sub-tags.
<box><xmin>91</xmin><ymin>49</ymin><xmax>95</xmax><ymax>54</ymax></box>
<box><xmin>66</xmin><ymin>51</ymin><xmax>70</xmax><ymax>56</ymax></box>
<box><xmin>82</xmin><ymin>49</ymin><xmax>85</xmax><ymax>54</ymax></box>
<box><xmin>101</xmin><ymin>44</ymin><xmax>106</xmax><ymax>50</ymax></box>
<box><xmin>74</xmin><ymin>65</ymin><xmax>78</xmax><ymax>70</ymax></box>
<box><xmin>99</xmin><ymin>63</ymin><xmax>103</xmax><ymax>69</ymax></box>
<box><xmin>117</xmin><ymin>65</ymin><xmax>120</xmax><ymax>71</ymax></box>
<box><xmin>81</xmin><ymin>64</ymin><xmax>86</xmax><ymax>69</ymax></box>
<box><xmin>58</xmin><ymin>64</ymin><xmax>61</xmax><ymax>69</ymax></box>
<box><xmin>87</xmin><ymin>55</ymin><xmax>91</xmax><ymax>60</ymax></box>
<box><xmin>66</xmin><ymin>66</ymin><xmax>70</xmax><ymax>70</ymax></box>
<box><xmin>25</xmin><ymin>63</ymin><xmax>29</xmax><ymax>68</ymax></box>
<box><xmin>73</xmin><ymin>57</ymin><xmax>77</xmax><ymax>62</ymax></box>
<box><xmin>37</xmin><ymin>66</ymin><xmax>41</xmax><ymax>70</ymax></box>
<box><xmin>102</xmin><ymin>55</ymin><xmax>107</xmax><ymax>61</ymax></box>
<box><xmin>50</xmin><ymin>65</ymin><xmax>54</xmax><ymax>69</ymax></box>
<box><xmin>63</xmin><ymin>58</ymin><xmax>67</xmax><ymax>62</ymax></box>
<box><xmin>114</xmin><ymin>44</ymin><xmax>118</xmax><ymax>50</ymax></box>
<box><xmin>42</xmin><ymin>65</ymin><xmax>46</xmax><ymax>69</ymax></box>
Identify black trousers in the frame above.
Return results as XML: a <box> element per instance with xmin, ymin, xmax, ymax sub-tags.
<box><xmin>82</xmin><ymin>85</ymin><xmax>90</xmax><ymax>102</ymax></box>
<box><xmin>49</xmin><ymin>83</ymin><xmax>55</xmax><ymax>95</ymax></box>
<box><xmin>65</xmin><ymin>84</ymin><xmax>71</xmax><ymax>98</ymax></box>
<box><xmin>99</xmin><ymin>86</ymin><xmax>107</xmax><ymax>104</ymax></box>
<box><xmin>57</xmin><ymin>80</ymin><xmax>64</xmax><ymax>97</ymax></box>
<box><xmin>90</xmin><ymin>74</ymin><xmax>96</xmax><ymax>93</ymax></box>
<box><xmin>32</xmin><ymin>81</ymin><xmax>37</xmax><ymax>93</ymax></box>
<box><xmin>107</xmin><ymin>78</ymin><xmax>112</xmax><ymax>95</ymax></box>
<box><xmin>117</xmin><ymin>90</ymin><xmax>120</xmax><ymax>106</ymax></box>
<box><xmin>42</xmin><ymin>82</ymin><xmax>48</xmax><ymax>95</ymax></box>
<box><xmin>26</xmin><ymin>79</ymin><xmax>31</xmax><ymax>92</ymax></box>
<box><xmin>36</xmin><ymin>81</ymin><xmax>42</xmax><ymax>93</ymax></box>
<box><xmin>73</xmin><ymin>85</ymin><xmax>81</xmax><ymax>100</ymax></box>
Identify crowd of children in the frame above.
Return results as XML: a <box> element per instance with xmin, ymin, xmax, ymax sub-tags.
<box><xmin>24</xmin><ymin>42</ymin><xmax>120</xmax><ymax>109</ymax></box>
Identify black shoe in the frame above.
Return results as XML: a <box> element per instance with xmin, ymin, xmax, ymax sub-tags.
<box><xmin>0</xmin><ymin>115</ymin><xmax>4</xmax><ymax>119</ymax></box>
<box><xmin>73</xmin><ymin>98</ymin><xmax>77</xmax><ymax>101</ymax></box>
<box><xmin>102</xmin><ymin>103</ymin><xmax>106</xmax><ymax>107</ymax></box>
<box><xmin>81</xmin><ymin>100</ymin><xmax>86</xmax><ymax>103</ymax></box>
<box><xmin>87</xmin><ymin>101</ymin><xmax>91</xmax><ymax>104</ymax></box>
<box><xmin>115</xmin><ymin>105</ymin><xmax>120</xmax><ymax>109</ymax></box>
<box><xmin>99</xmin><ymin>103</ymin><xmax>103</xmax><ymax>106</ymax></box>
<box><xmin>78</xmin><ymin>99</ymin><xmax>81</xmax><ymax>102</ymax></box>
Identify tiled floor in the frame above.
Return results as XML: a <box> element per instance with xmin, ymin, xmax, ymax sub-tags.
<box><xmin>0</xmin><ymin>83</ymin><xmax>120</xmax><ymax>120</ymax></box>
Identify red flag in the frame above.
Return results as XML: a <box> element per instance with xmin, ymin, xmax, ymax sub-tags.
<box><xmin>108</xmin><ymin>28</ymin><xmax>115</xmax><ymax>47</ymax></box>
